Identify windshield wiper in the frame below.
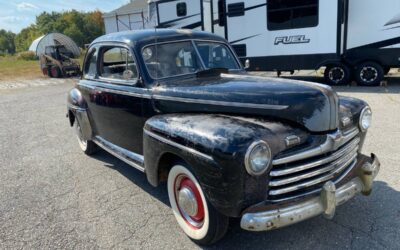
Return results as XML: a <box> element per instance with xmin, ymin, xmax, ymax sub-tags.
<box><xmin>196</xmin><ymin>68</ymin><xmax>229</xmax><ymax>78</ymax></box>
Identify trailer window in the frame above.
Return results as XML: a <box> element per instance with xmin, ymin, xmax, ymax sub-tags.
<box><xmin>176</xmin><ymin>2</ymin><xmax>187</xmax><ymax>17</ymax></box>
<box><xmin>267</xmin><ymin>0</ymin><xmax>319</xmax><ymax>31</ymax></box>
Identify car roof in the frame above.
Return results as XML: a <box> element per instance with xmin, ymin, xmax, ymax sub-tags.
<box><xmin>91</xmin><ymin>29</ymin><xmax>227</xmax><ymax>47</ymax></box>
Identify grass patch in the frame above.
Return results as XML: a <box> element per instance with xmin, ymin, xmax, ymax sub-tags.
<box><xmin>0</xmin><ymin>56</ymin><xmax>43</xmax><ymax>80</ymax></box>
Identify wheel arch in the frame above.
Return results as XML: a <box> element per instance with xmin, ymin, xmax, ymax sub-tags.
<box><xmin>317</xmin><ymin>59</ymin><xmax>344</xmax><ymax>69</ymax></box>
<box><xmin>353</xmin><ymin>59</ymin><xmax>384</xmax><ymax>69</ymax></box>
<box><xmin>157</xmin><ymin>152</ymin><xmax>187</xmax><ymax>184</ymax></box>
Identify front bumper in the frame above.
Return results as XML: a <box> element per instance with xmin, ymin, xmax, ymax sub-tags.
<box><xmin>241</xmin><ymin>154</ymin><xmax>380</xmax><ymax>231</ymax></box>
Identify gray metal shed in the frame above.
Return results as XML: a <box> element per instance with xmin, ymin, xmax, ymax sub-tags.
<box><xmin>29</xmin><ymin>33</ymin><xmax>80</xmax><ymax>58</ymax></box>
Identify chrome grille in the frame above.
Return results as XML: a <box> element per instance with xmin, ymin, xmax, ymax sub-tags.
<box><xmin>268</xmin><ymin>134</ymin><xmax>360</xmax><ymax>202</ymax></box>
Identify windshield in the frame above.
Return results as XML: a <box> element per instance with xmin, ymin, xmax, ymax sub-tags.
<box><xmin>142</xmin><ymin>41</ymin><xmax>240</xmax><ymax>79</ymax></box>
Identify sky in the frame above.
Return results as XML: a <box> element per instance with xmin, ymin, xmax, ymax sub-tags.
<box><xmin>0</xmin><ymin>0</ymin><xmax>130</xmax><ymax>33</ymax></box>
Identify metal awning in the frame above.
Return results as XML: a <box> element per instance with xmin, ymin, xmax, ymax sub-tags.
<box><xmin>29</xmin><ymin>33</ymin><xmax>80</xmax><ymax>58</ymax></box>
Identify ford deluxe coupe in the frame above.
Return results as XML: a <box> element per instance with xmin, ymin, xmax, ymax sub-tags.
<box><xmin>67</xmin><ymin>29</ymin><xmax>380</xmax><ymax>245</ymax></box>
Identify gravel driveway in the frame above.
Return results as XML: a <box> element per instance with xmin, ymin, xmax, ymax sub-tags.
<box><xmin>0</xmin><ymin>76</ymin><xmax>399</xmax><ymax>249</ymax></box>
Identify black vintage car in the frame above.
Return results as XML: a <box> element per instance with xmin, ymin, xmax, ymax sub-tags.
<box><xmin>67</xmin><ymin>29</ymin><xmax>380</xmax><ymax>245</ymax></box>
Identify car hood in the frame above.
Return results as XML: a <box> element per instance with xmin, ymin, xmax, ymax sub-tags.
<box><xmin>151</xmin><ymin>73</ymin><xmax>339</xmax><ymax>132</ymax></box>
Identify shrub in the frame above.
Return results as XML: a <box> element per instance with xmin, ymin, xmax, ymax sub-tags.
<box><xmin>16</xmin><ymin>51</ymin><xmax>37</xmax><ymax>61</ymax></box>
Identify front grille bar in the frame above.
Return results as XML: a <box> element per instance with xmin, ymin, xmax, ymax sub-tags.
<box><xmin>270</xmin><ymin>137</ymin><xmax>360</xmax><ymax>177</ymax></box>
<box><xmin>269</xmin><ymin>147</ymin><xmax>359</xmax><ymax>187</ymax></box>
<box><xmin>269</xmin><ymin>154</ymin><xmax>357</xmax><ymax>196</ymax></box>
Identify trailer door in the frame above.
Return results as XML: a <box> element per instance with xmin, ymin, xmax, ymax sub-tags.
<box><xmin>225</xmin><ymin>0</ymin><xmax>343</xmax><ymax>71</ymax></box>
<box><xmin>156</xmin><ymin>0</ymin><xmax>203</xmax><ymax>30</ymax></box>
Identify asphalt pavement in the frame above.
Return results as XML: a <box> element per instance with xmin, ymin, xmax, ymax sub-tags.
<box><xmin>0</xmin><ymin>76</ymin><xmax>399</xmax><ymax>249</ymax></box>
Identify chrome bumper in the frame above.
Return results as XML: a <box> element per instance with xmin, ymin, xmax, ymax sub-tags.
<box><xmin>241</xmin><ymin>154</ymin><xmax>380</xmax><ymax>231</ymax></box>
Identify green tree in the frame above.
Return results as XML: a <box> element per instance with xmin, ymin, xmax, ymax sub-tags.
<box><xmin>14</xmin><ymin>25</ymin><xmax>42</xmax><ymax>52</ymax></box>
<box><xmin>36</xmin><ymin>12</ymin><xmax>61</xmax><ymax>34</ymax></box>
<box><xmin>35</xmin><ymin>10</ymin><xmax>105</xmax><ymax>48</ymax></box>
<box><xmin>0</xmin><ymin>30</ymin><xmax>16</xmax><ymax>54</ymax></box>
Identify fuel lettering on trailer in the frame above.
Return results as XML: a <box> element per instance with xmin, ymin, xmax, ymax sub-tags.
<box><xmin>274</xmin><ymin>35</ymin><xmax>310</xmax><ymax>45</ymax></box>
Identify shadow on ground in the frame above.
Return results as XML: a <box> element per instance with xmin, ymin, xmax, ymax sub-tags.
<box><xmin>92</xmin><ymin>151</ymin><xmax>398</xmax><ymax>249</ymax></box>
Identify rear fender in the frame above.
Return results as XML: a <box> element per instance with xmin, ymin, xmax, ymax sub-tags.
<box><xmin>67</xmin><ymin>88</ymin><xmax>93</xmax><ymax>140</ymax></box>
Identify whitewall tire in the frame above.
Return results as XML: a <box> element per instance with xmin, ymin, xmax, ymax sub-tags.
<box><xmin>74</xmin><ymin>120</ymin><xmax>98</xmax><ymax>155</ymax></box>
<box><xmin>167</xmin><ymin>164</ymin><xmax>229</xmax><ymax>245</ymax></box>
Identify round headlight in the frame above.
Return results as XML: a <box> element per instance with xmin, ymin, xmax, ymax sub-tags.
<box><xmin>245</xmin><ymin>141</ymin><xmax>272</xmax><ymax>176</ymax></box>
<box><xmin>359</xmin><ymin>106</ymin><xmax>372</xmax><ymax>132</ymax></box>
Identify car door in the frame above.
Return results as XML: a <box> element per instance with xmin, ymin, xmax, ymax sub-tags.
<box><xmin>79</xmin><ymin>43</ymin><xmax>149</xmax><ymax>155</ymax></box>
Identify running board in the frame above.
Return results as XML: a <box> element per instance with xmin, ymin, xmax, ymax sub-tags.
<box><xmin>93</xmin><ymin>136</ymin><xmax>145</xmax><ymax>173</ymax></box>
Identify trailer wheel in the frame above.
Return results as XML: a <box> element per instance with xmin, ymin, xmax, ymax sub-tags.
<box><xmin>50</xmin><ymin>66</ymin><xmax>61</xmax><ymax>78</ymax></box>
<box><xmin>324</xmin><ymin>64</ymin><xmax>351</xmax><ymax>85</ymax></box>
<box><xmin>355</xmin><ymin>62</ymin><xmax>384</xmax><ymax>86</ymax></box>
<box><xmin>42</xmin><ymin>67</ymin><xmax>49</xmax><ymax>76</ymax></box>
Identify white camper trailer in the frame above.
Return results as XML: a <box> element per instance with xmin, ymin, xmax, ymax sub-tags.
<box><xmin>147</xmin><ymin>0</ymin><xmax>400</xmax><ymax>86</ymax></box>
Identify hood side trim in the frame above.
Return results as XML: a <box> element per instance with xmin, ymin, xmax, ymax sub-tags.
<box><xmin>152</xmin><ymin>94</ymin><xmax>289</xmax><ymax>110</ymax></box>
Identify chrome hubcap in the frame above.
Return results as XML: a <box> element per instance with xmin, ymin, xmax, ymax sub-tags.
<box><xmin>360</xmin><ymin>67</ymin><xmax>378</xmax><ymax>83</ymax></box>
<box><xmin>329</xmin><ymin>67</ymin><xmax>345</xmax><ymax>83</ymax></box>
<box><xmin>178</xmin><ymin>187</ymin><xmax>198</xmax><ymax>217</ymax></box>
<box><xmin>174</xmin><ymin>175</ymin><xmax>205</xmax><ymax>229</ymax></box>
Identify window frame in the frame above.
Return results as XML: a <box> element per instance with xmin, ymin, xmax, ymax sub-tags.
<box><xmin>96</xmin><ymin>43</ymin><xmax>140</xmax><ymax>86</ymax></box>
<box><xmin>141</xmin><ymin>39</ymin><xmax>242</xmax><ymax>80</ymax></box>
<box><xmin>267</xmin><ymin>0</ymin><xmax>319</xmax><ymax>31</ymax></box>
<box><xmin>82</xmin><ymin>46</ymin><xmax>98</xmax><ymax>80</ymax></box>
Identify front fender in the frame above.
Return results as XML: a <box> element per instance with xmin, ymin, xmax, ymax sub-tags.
<box><xmin>143</xmin><ymin>114</ymin><xmax>306</xmax><ymax>217</ymax></box>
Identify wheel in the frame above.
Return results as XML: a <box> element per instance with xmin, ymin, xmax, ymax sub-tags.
<box><xmin>355</xmin><ymin>61</ymin><xmax>384</xmax><ymax>86</ymax></box>
<box><xmin>74</xmin><ymin>120</ymin><xmax>98</xmax><ymax>155</ymax></box>
<box><xmin>42</xmin><ymin>67</ymin><xmax>49</xmax><ymax>76</ymax></box>
<box><xmin>167</xmin><ymin>165</ymin><xmax>229</xmax><ymax>245</ymax></box>
<box><xmin>324</xmin><ymin>63</ymin><xmax>351</xmax><ymax>85</ymax></box>
<box><xmin>50</xmin><ymin>66</ymin><xmax>61</xmax><ymax>78</ymax></box>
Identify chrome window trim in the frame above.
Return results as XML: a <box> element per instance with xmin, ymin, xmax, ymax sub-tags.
<box><xmin>78</xmin><ymin>82</ymin><xmax>152</xmax><ymax>99</ymax></box>
<box><xmin>144</xmin><ymin>129</ymin><xmax>213</xmax><ymax>161</ymax></box>
<box><xmin>273</xmin><ymin>127</ymin><xmax>359</xmax><ymax>165</ymax></box>
<box><xmin>93</xmin><ymin>136</ymin><xmax>145</xmax><ymax>172</ymax></box>
<box><xmin>97</xmin><ymin>45</ymin><xmax>140</xmax><ymax>86</ymax></box>
<box><xmin>141</xmin><ymin>39</ymin><xmax>242</xmax><ymax>80</ymax></box>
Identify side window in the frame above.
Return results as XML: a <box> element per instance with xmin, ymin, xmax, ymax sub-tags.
<box><xmin>267</xmin><ymin>0</ymin><xmax>319</xmax><ymax>31</ymax></box>
<box><xmin>99</xmin><ymin>47</ymin><xmax>138</xmax><ymax>82</ymax></box>
<box><xmin>83</xmin><ymin>48</ymin><xmax>97</xmax><ymax>79</ymax></box>
<box><xmin>196</xmin><ymin>42</ymin><xmax>239</xmax><ymax>69</ymax></box>
<box><xmin>176</xmin><ymin>2</ymin><xmax>187</xmax><ymax>17</ymax></box>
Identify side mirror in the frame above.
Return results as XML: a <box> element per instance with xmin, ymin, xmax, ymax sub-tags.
<box><xmin>245</xmin><ymin>59</ymin><xmax>250</xmax><ymax>70</ymax></box>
